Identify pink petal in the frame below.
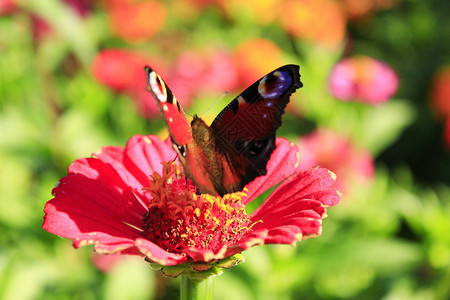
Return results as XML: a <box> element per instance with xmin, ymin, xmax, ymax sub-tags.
<box><xmin>120</xmin><ymin>135</ymin><xmax>176</xmax><ymax>189</ymax></box>
<box><xmin>243</xmin><ymin>137</ymin><xmax>300</xmax><ymax>204</ymax></box>
<box><xmin>224</xmin><ymin>229</ymin><xmax>269</xmax><ymax>258</ymax></box>
<box><xmin>91</xmin><ymin>253</ymin><xmax>124</xmax><ymax>272</ymax></box>
<box><xmin>135</xmin><ymin>238</ymin><xmax>187</xmax><ymax>266</ymax></box>
<box><xmin>50</xmin><ymin>157</ymin><xmax>148</xmax><ymax>228</ymax></box>
<box><xmin>44</xmin><ymin>137</ymin><xmax>174</xmax><ymax>254</ymax></box>
<box><xmin>73</xmin><ymin>232</ymin><xmax>140</xmax><ymax>255</ymax></box>
<box><xmin>249</xmin><ymin>168</ymin><xmax>340</xmax><ymax>244</ymax></box>
<box><xmin>276</xmin><ymin>167</ymin><xmax>340</xmax><ymax>206</ymax></box>
<box><xmin>183</xmin><ymin>245</ymin><xmax>228</xmax><ymax>262</ymax></box>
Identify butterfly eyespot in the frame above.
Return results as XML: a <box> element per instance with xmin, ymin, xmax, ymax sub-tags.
<box><xmin>237</xmin><ymin>140</ymin><xmax>269</xmax><ymax>157</ymax></box>
<box><xmin>248</xmin><ymin>140</ymin><xmax>267</xmax><ymax>156</ymax></box>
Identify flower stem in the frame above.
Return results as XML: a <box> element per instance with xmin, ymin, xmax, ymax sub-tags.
<box><xmin>180</xmin><ymin>275</ymin><xmax>215</xmax><ymax>300</ymax></box>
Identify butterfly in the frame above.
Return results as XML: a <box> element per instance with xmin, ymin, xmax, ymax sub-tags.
<box><xmin>145</xmin><ymin>64</ymin><xmax>302</xmax><ymax>196</ymax></box>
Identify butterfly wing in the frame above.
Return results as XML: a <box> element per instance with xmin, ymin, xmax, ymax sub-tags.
<box><xmin>145</xmin><ymin>66</ymin><xmax>192</xmax><ymax>147</ymax></box>
<box><xmin>210</xmin><ymin>64</ymin><xmax>302</xmax><ymax>194</ymax></box>
<box><xmin>145</xmin><ymin>66</ymin><xmax>219</xmax><ymax>195</ymax></box>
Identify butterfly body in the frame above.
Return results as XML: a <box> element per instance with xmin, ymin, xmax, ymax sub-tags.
<box><xmin>146</xmin><ymin>64</ymin><xmax>302</xmax><ymax>196</ymax></box>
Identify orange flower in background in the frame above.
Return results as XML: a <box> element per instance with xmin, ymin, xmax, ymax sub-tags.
<box><xmin>340</xmin><ymin>0</ymin><xmax>399</xmax><ymax>20</ymax></box>
<box><xmin>232</xmin><ymin>38</ymin><xmax>286</xmax><ymax>90</ymax></box>
<box><xmin>221</xmin><ymin>0</ymin><xmax>284</xmax><ymax>24</ymax></box>
<box><xmin>182</xmin><ymin>0</ymin><xmax>225</xmax><ymax>8</ymax></box>
<box><xmin>281</xmin><ymin>0</ymin><xmax>347</xmax><ymax>48</ymax></box>
<box><xmin>429</xmin><ymin>66</ymin><xmax>450</xmax><ymax>120</ymax></box>
<box><xmin>106</xmin><ymin>0</ymin><xmax>167</xmax><ymax>43</ymax></box>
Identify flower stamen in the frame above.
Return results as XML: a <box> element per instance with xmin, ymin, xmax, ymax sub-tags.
<box><xmin>142</xmin><ymin>161</ymin><xmax>252</xmax><ymax>254</ymax></box>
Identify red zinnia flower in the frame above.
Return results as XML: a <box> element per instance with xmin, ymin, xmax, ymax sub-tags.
<box><xmin>43</xmin><ymin>135</ymin><xmax>340</xmax><ymax>276</ymax></box>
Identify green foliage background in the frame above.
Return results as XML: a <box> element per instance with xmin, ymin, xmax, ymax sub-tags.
<box><xmin>0</xmin><ymin>0</ymin><xmax>449</xmax><ymax>299</ymax></box>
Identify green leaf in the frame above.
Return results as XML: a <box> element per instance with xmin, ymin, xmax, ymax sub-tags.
<box><xmin>359</xmin><ymin>100</ymin><xmax>415</xmax><ymax>155</ymax></box>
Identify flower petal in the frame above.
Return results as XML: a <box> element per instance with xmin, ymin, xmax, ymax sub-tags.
<box><xmin>101</xmin><ymin>135</ymin><xmax>176</xmax><ymax>188</ymax></box>
<box><xmin>275</xmin><ymin>167</ymin><xmax>340</xmax><ymax>207</ymax></box>
<box><xmin>249</xmin><ymin>167</ymin><xmax>340</xmax><ymax>244</ymax></box>
<box><xmin>74</xmin><ymin>232</ymin><xmax>140</xmax><ymax>255</ymax></box>
<box><xmin>224</xmin><ymin>229</ymin><xmax>269</xmax><ymax>258</ymax></box>
<box><xmin>183</xmin><ymin>245</ymin><xmax>228</xmax><ymax>262</ymax></box>
<box><xmin>135</xmin><ymin>238</ymin><xmax>187</xmax><ymax>266</ymax></box>
<box><xmin>243</xmin><ymin>137</ymin><xmax>300</xmax><ymax>204</ymax></box>
<box><xmin>44</xmin><ymin>157</ymin><xmax>147</xmax><ymax>245</ymax></box>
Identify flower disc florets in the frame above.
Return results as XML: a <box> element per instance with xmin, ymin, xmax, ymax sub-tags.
<box><xmin>142</xmin><ymin>161</ymin><xmax>252</xmax><ymax>254</ymax></box>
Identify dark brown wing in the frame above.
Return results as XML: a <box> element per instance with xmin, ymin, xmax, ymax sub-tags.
<box><xmin>210</xmin><ymin>64</ymin><xmax>302</xmax><ymax>195</ymax></box>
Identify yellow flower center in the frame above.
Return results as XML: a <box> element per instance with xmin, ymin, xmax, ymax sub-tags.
<box><xmin>142</xmin><ymin>161</ymin><xmax>251</xmax><ymax>254</ymax></box>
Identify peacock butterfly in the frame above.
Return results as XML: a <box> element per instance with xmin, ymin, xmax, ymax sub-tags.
<box><xmin>145</xmin><ymin>64</ymin><xmax>302</xmax><ymax>196</ymax></box>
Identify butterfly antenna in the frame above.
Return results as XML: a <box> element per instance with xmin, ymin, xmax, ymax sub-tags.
<box><xmin>201</xmin><ymin>90</ymin><xmax>229</xmax><ymax>119</ymax></box>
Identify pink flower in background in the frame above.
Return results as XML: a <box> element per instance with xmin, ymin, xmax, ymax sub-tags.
<box><xmin>91</xmin><ymin>253</ymin><xmax>123</xmax><ymax>273</ymax></box>
<box><xmin>2</xmin><ymin>0</ymin><xmax>91</xmax><ymax>39</ymax></box>
<box><xmin>0</xmin><ymin>0</ymin><xmax>16</xmax><ymax>15</ymax></box>
<box><xmin>64</xmin><ymin>0</ymin><xmax>92</xmax><ymax>17</ymax></box>
<box><xmin>297</xmin><ymin>128</ymin><xmax>374</xmax><ymax>194</ymax></box>
<box><xmin>329</xmin><ymin>56</ymin><xmax>399</xmax><ymax>104</ymax></box>
<box><xmin>167</xmin><ymin>48</ymin><xmax>238</xmax><ymax>102</ymax></box>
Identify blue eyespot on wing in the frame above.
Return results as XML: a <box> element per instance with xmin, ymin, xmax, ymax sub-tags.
<box><xmin>258</xmin><ymin>68</ymin><xmax>294</xmax><ymax>98</ymax></box>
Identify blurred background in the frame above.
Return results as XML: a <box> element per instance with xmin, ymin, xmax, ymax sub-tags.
<box><xmin>1</xmin><ymin>0</ymin><xmax>449</xmax><ymax>299</ymax></box>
